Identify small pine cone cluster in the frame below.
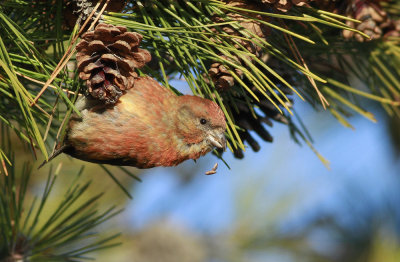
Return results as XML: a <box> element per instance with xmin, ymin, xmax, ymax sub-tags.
<box><xmin>76</xmin><ymin>23</ymin><xmax>151</xmax><ymax>104</ymax></box>
<box><xmin>343</xmin><ymin>0</ymin><xmax>390</xmax><ymax>42</ymax></box>
<box><xmin>311</xmin><ymin>0</ymin><xmax>400</xmax><ymax>41</ymax></box>
<box><xmin>208</xmin><ymin>56</ymin><xmax>243</xmax><ymax>90</ymax></box>
<box><xmin>212</xmin><ymin>0</ymin><xmax>270</xmax><ymax>53</ymax></box>
<box><xmin>208</xmin><ymin>0</ymin><xmax>270</xmax><ymax>90</ymax></box>
<box><xmin>212</xmin><ymin>0</ymin><xmax>270</xmax><ymax>56</ymax></box>
<box><xmin>260</xmin><ymin>0</ymin><xmax>309</xmax><ymax>12</ymax></box>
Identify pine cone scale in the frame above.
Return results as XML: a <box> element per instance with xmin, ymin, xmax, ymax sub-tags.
<box><xmin>109</xmin><ymin>41</ymin><xmax>131</xmax><ymax>54</ymax></box>
<box><xmin>91</xmin><ymin>71</ymin><xmax>105</xmax><ymax>85</ymax></box>
<box><xmin>116</xmin><ymin>32</ymin><xmax>142</xmax><ymax>48</ymax></box>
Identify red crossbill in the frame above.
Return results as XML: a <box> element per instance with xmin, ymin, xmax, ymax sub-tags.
<box><xmin>42</xmin><ymin>77</ymin><xmax>226</xmax><ymax>168</ymax></box>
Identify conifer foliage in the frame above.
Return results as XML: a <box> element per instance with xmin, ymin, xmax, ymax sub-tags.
<box><xmin>0</xmin><ymin>0</ymin><xmax>399</xmax><ymax>259</ymax></box>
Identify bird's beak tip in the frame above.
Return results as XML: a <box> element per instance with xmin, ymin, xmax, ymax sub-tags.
<box><xmin>221</xmin><ymin>137</ymin><xmax>227</xmax><ymax>151</ymax></box>
<box><xmin>209</xmin><ymin>132</ymin><xmax>226</xmax><ymax>151</ymax></box>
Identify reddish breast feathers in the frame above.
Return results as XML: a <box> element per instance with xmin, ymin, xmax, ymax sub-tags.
<box><xmin>66</xmin><ymin>77</ymin><xmax>208</xmax><ymax>168</ymax></box>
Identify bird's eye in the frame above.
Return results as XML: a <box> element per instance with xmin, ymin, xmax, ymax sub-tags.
<box><xmin>200</xmin><ymin>118</ymin><xmax>207</xmax><ymax>125</ymax></box>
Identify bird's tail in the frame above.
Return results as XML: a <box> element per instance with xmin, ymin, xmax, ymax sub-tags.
<box><xmin>38</xmin><ymin>145</ymin><xmax>68</xmax><ymax>169</ymax></box>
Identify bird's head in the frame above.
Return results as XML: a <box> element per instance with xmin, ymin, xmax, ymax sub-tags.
<box><xmin>175</xmin><ymin>95</ymin><xmax>227</xmax><ymax>151</ymax></box>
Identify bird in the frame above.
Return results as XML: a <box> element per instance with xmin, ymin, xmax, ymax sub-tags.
<box><xmin>40</xmin><ymin>76</ymin><xmax>227</xmax><ymax>169</ymax></box>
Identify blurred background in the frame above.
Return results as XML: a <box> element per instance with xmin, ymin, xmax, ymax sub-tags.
<box><xmin>19</xmin><ymin>80</ymin><xmax>398</xmax><ymax>262</ymax></box>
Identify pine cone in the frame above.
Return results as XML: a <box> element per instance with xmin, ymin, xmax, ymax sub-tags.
<box><xmin>212</xmin><ymin>1</ymin><xmax>270</xmax><ymax>56</ymax></box>
<box><xmin>76</xmin><ymin>23</ymin><xmax>151</xmax><ymax>104</ymax></box>
<box><xmin>208</xmin><ymin>0</ymin><xmax>270</xmax><ymax>90</ymax></box>
<box><xmin>342</xmin><ymin>0</ymin><xmax>390</xmax><ymax>42</ymax></box>
<box><xmin>208</xmin><ymin>56</ymin><xmax>243</xmax><ymax>91</ymax></box>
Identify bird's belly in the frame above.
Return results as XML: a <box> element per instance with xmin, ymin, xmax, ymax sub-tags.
<box><xmin>66</xmin><ymin>131</ymin><xmax>211</xmax><ymax>168</ymax></box>
<box><xmin>65</xmin><ymin>100</ymin><xmax>213</xmax><ymax>168</ymax></box>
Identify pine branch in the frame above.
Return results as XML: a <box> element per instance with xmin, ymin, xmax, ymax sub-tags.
<box><xmin>0</xmin><ymin>141</ymin><xmax>122</xmax><ymax>261</ymax></box>
<box><xmin>0</xmin><ymin>0</ymin><xmax>399</xmax><ymax>163</ymax></box>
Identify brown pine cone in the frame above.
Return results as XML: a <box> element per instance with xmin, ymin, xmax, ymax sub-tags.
<box><xmin>76</xmin><ymin>23</ymin><xmax>151</xmax><ymax>104</ymax></box>
<box><xmin>212</xmin><ymin>0</ymin><xmax>270</xmax><ymax>57</ymax></box>
<box><xmin>208</xmin><ymin>0</ymin><xmax>270</xmax><ymax>91</ymax></box>
<box><xmin>208</xmin><ymin>56</ymin><xmax>243</xmax><ymax>91</ymax></box>
<box><xmin>342</xmin><ymin>0</ymin><xmax>390</xmax><ymax>42</ymax></box>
